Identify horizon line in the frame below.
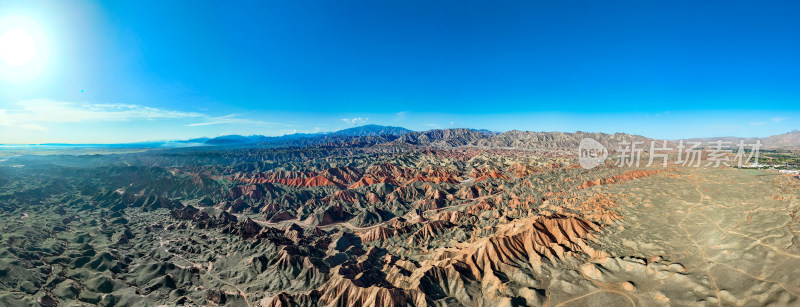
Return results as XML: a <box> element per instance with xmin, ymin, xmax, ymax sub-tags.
<box><xmin>1</xmin><ymin>125</ymin><xmax>797</xmax><ymax>146</ymax></box>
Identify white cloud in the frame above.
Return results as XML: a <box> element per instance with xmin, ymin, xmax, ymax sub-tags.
<box><xmin>425</xmin><ymin>123</ymin><xmax>440</xmax><ymax>128</ymax></box>
<box><xmin>21</xmin><ymin>100</ymin><xmax>204</xmax><ymax>122</ymax></box>
<box><xmin>394</xmin><ymin>111</ymin><xmax>407</xmax><ymax>122</ymax></box>
<box><xmin>0</xmin><ymin>99</ymin><xmax>279</xmax><ymax>131</ymax></box>
<box><xmin>186</xmin><ymin>114</ymin><xmax>278</xmax><ymax>126</ymax></box>
<box><xmin>0</xmin><ymin>99</ymin><xmax>204</xmax><ymax>131</ymax></box>
<box><xmin>747</xmin><ymin>117</ymin><xmax>789</xmax><ymax>127</ymax></box>
<box><xmin>450</xmin><ymin>121</ymin><xmax>455</xmax><ymax>126</ymax></box>
<box><xmin>341</xmin><ymin>117</ymin><xmax>368</xmax><ymax>125</ymax></box>
<box><xmin>20</xmin><ymin>123</ymin><xmax>47</xmax><ymax>130</ymax></box>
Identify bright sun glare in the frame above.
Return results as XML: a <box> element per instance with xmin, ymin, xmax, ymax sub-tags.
<box><xmin>0</xmin><ymin>28</ymin><xmax>36</xmax><ymax>66</ymax></box>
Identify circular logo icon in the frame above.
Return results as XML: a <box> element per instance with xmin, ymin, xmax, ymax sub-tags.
<box><xmin>579</xmin><ymin>138</ymin><xmax>608</xmax><ymax>169</ymax></box>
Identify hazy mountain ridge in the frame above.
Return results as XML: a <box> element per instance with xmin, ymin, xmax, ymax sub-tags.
<box><xmin>681</xmin><ymin>129</ymin><xmax>800</xmax><ymax>149</ymax></box>
<box><xmin>202</xmin><ymin>126</ymin><xmax>657</xmax><ymax>152</ymax></box>
<box><xmin>394</xmin><ymin>128</ymin><xmax>494</xmax><ymax>147</ymax></box>
<box><xmin>330</xmin><ymin>124</ymin><xmax>411</xmax><ymax>137</ymax></box>
<box><xmin>477</xmin><ymin>130</ymin><xmax>654</xmax><ymax>151</ymax></box>
<box><xmin>204</xmin><ymin>124</ymin><xmax>411</xmax><ymax>145</ymax></box>
<box><xmin>203</xmin><ymin>126</ymin><xmax>800</xmax><ymax>151</ymax></box>
<box><xmin>765</xmin><ymin>129</ymin><xmax>800</xmax><ymax>148</ymax></box>
<box><xmin>4</xmin><ymin>126</ymin><xmax>798</xmax><ymax>151</ymax></box>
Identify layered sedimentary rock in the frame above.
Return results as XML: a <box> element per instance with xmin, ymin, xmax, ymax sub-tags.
<box><xmin>4</xmin><ymin>129</ymin><xmax>794</xmax><ymax>306</ymax></box>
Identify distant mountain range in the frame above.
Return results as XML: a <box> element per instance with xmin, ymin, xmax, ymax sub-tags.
<box><xmin>204</xmin><ymin>124</ymin><xmax>412</xmax><ymax>145</ymax></box>
<box><xmin>198</xmin><ymin>126</ymin><xmax>658</xmax><ymax>152</ymax></box>
<box><xmin>681</xmin><ymin>129</ymin><xmax>800</xmax><ymax>150</ymax></box>
<box><xmin>203</xmin><ymin>126</ymin><xmax>799</xmax><ymax>151</ymax></box>
<box><xmin>4</xmin><ymin>126</ymin><xmax>798</xmax><ymax>151</ymax></box>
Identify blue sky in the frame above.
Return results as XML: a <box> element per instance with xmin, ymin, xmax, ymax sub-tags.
<box><xmin>0</xmin><ymin>0</ymin><xmax>798</xmax><ymax>143</ymax></box>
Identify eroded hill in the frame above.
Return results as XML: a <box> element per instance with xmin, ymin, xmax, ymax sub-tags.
<box><xmin>0</xmin><ymin>133</ymin><xmax>798</xmax><ymax>306</ymax></box>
